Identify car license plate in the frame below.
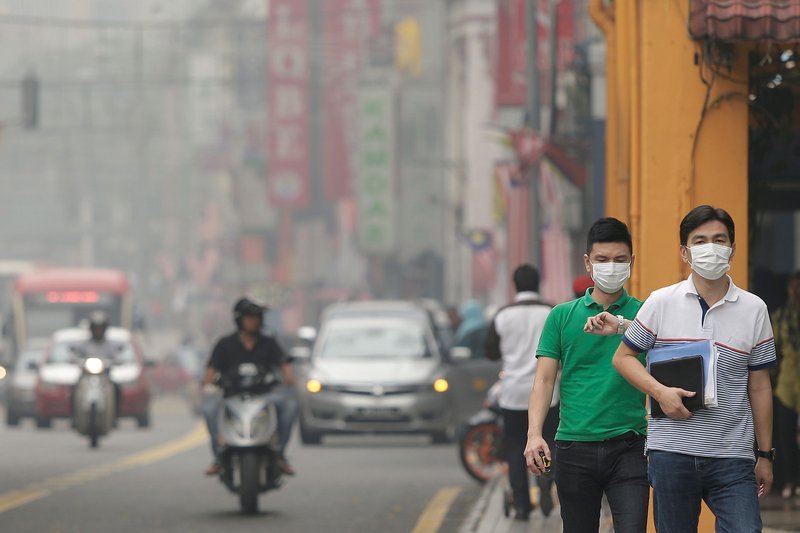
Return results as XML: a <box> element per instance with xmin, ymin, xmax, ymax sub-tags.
<box><xmin>357</xmin><ymin>407</ymin><xmax>400</xmax><ymax>418</ymax></box>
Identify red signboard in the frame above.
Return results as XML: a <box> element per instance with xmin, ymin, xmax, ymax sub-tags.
<box><xmin>495</xmin><ymin>0</ymin><xmax>527</xmax><ymax>106</ymax></box>
<box><xmin>267</xmin><ymin>0</ymin><xmax>311</xmax><ymax>207</ymax></box>
<box><xmin>322</xmin><ymin>0</ymin><xmax>381</xmax><ymax>200</ymax></box>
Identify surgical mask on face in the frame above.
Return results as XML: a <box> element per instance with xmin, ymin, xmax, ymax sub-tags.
<box><xmin>590</xmin><ymin>261</ymin><xmax>631</xmax><ymax>294</ymax></box>
<box><xmin>687</xmin><ymin>243</ymin><xmax>732</xmax><ymax>280</ymax></box>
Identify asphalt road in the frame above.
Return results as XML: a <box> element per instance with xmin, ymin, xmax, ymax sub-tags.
<box><xmin>0</xmin><ymin>395</ymin><xmax>481</xmax><ymax>533</ymax></box>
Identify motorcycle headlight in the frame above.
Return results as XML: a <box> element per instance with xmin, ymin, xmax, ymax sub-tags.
<box><xmin>84</xmin><ymin>358</ymin><xmax>104</xmax><ymax>374</ymax></box>
<box><xmin>0</xmin><ymin>366</ymin><xmax>6</xmax><ymax>380</ymax></box>
<box><xmin>306</xmin><ymin>379</ymin><xmax>322</xmax><ymax>394</ymax></box>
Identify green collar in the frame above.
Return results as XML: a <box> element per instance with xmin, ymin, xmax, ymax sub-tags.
<box><xmin>582</xmin><ymin>287</ymin><xmax>631</xmax><ymax>311</ymax></box>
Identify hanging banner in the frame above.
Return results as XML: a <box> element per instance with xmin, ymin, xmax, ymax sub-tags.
<box><xmin>322</xmin><ymin>0</ymin><xmax>381</xmax><ymax>200</ymax></box>
<box><xmin>495</xmin><ymin>0</ymin><xmax>527</xmax><ymax>106</ymax></box>
<box><xmin>356</xmin><ymin>70</ymin><xmax>396</xmax><ymax>254</ymax></box>
<box><xmin>267</xmin><ymin>0</ymin><xmax>310</xmax><ymax>207</ymax></box>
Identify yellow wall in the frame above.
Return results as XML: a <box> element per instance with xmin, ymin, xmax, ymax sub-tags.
<box><xmin>605</xmin><ymin>0</ymin><xmax>750</xmax><ymax>296</ymax></box>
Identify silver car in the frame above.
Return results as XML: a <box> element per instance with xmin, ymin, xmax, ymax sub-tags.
<box><xmin>5</xmin><ymin>339</ymin><xmax>48</xmax><ymax>426</ymax></box>
<box><xmin>296</xmin><ymin>315</ymin><xmax>458</xmax><ymax>445</ymax></box>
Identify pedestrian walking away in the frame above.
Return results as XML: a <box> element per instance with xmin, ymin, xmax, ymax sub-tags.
<box><xmin>485</xmin><ymin>264</ymin><xmax>558</xmax><ymax>521</ymax></box>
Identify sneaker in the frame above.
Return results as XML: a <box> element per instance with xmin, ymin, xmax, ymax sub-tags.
<box><xmin>205</xmin><ymin>463</ymin><xmax>221</xmax><ymax>476</ymax></box>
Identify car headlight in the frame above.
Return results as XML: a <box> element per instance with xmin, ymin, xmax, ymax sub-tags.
<box><xmin>433</xmin><ymin>378</ymin><xmax>449</xmax><ymax>393</ymax></box>
<box><xmin>306</xmin><ymin>379</ymin><xmax>322</xmax><ymax>394</ymax></box>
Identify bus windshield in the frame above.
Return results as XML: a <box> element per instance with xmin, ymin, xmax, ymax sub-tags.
<box><xmin>23</xmin><ymin>293</ymin><xmax>123</xmax><ymax>339</ymax></box>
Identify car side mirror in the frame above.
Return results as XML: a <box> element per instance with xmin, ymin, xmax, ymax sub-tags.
<box><xmin>296</xmin><ymin>326</ymin><xmax>317</xmax><ymax>343</ymax></box>
<box><xmin>289</xmin><ymin>346</ymin><xmax>311</xmax><ymax>361</ymax></box>
<box><xmin>450</xmin><ymin>346</ymin><xmax>472</xmax><ymax>360</ymax></box>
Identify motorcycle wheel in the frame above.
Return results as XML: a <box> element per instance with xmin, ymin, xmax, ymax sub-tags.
<box><xmin>239</xmin><ymin>451</ymin><xmax>260</xmax><ymax>514</ymax></box>
<box><xmin>89</xmin><ymin>403</ymin><xmax>99</xmax><ymax>449</ymax></box>
<box><xmin>459</xmin><ymin>422</ymin><xmax>503</xmax><ymax>483</ymax></box>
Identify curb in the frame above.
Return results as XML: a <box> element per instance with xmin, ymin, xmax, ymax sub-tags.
<box><xmin>458</xmin><ymin>476</ymin><xmax>500</xmax><ymax>533</ymax></box>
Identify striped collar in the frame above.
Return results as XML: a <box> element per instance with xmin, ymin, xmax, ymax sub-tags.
<box><xmin>681</xmin><ymin>274</ymin><xmax>740</xmax><ymax>303</ymax></box>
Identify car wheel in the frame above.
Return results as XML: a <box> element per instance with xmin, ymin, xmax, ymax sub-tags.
<box><xmin>299</xmin><ymin>418</ymin><xmax>323</xmax><ymax>445</ymax></box>
<box><xmin>36</xmin><ymin>416</ymin><xmax>52</xmax><ymax>429</ymax></box>
<box><xmin>6</xmin><ymin>408</ymin><xmax>20</xmax><ymax>427</ymax></box>
<box><xmin>136</xmin><ymin>410</ymin><xmax>151</xmax><ymax>428</ymax></box>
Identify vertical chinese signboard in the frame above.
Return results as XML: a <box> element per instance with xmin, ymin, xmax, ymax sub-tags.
<box><xmin>267</xmin><ymin>0</ymin><xmax>310</xmax><ymax>207</ymax></box>
<box><xmin>356</xmin><ymin>71</ymin><xmax>396</xmax><ymax>254</ymax></box>
<box><xmin>322</xmin><ymin>0</ymin><xmax>381</xmax><ymax>200</ymax></box>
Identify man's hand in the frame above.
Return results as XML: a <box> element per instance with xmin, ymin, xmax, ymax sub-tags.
<box><xmin>755</xmin><ymin>458</ymin><xmax>773</xmax><ymax>498</ymax></box>
<box><xmin>654</xmin><ymin>387</ymin><xmax>695</xmax><ymax>420</ymax></box>
<box><xmin>584</xmin><ymin>311</ymin><xmax>620</xmax><ymax>335</ymax></box>
<box><xmin>524</xmin><ymin>434</ymin><xmax>551</xmax><ymax>475</ymax></box>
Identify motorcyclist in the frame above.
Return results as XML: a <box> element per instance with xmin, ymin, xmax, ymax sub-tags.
<box><xmin>202</xmin><ymin>297</ymin><xmax>297</xmax><ymax>477</ymax></box>
<box><xmin>75</xmin><ymin>311</ymin><xmax>122</xmax><ymax>422</ymax></box>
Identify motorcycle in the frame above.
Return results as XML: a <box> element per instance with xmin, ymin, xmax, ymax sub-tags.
<box><xmin>215</xmin><ymin>363</ymin><xmax>285</xmax><ymax>514</ymax></box>
<box><xmin>458</xmin><ymin>402</ymin><xmax>505</xmax><ymax>483</ymax></box>
<box><xmin>72</xmin><ymin>356</ymin><xmax>115</xmax><ymax>449</ymax></box>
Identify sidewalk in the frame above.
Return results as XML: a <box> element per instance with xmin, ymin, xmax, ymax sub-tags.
<box><xmin>460</xmin><ymin>475</ymin><xmax>800</xmax><ymax>533</ymax></box>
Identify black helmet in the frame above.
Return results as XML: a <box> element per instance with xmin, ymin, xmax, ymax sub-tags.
<box><xmin>233</xmin><ymin>297</ymin><xmax>267</xmax><ymax>327</ymax></box>
<box><xmin>88</xmin><ymin>310</ymin><xmax>109</xmax><ymax>329</ymax></box>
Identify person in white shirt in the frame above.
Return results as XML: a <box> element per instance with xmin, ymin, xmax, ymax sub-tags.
<box><xmin>485</xmin><ymin>264</ymin><xmax>558</xmax><ymax>520</ymax></box>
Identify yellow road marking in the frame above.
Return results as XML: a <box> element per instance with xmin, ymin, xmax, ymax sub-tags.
<box><xmin>411</xmin><ymin>486</ymin><xmax>462</xmax><ymax>533</ymax></box>
<box><xmin>0</xmin><ymin>423</ymin><xmax>207</xmax><ymax>515</ymax></box>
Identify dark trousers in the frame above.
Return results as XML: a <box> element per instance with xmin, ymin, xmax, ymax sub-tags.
<box><xmin>501</xmin><ymin>405</ymin><xmax>559</xmax><ymax>513</ymax></box>
<box><xmin>554</xmin><ymin>433</ymin><xmax>649</xmax><ymax>533</ymax></box>
<box><xmin>775</xmin><ymin>396</ymin><xmax>800</xmax><ymax>490</ymax></box>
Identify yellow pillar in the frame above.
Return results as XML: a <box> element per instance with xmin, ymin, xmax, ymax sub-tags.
<box><xmin>636</xmin><ymin>1</ymin><xmax>750</xmax><ymax>294</ymax></box>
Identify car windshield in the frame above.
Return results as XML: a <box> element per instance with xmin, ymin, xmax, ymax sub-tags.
<box><xmin>319</xmin><ymin>322</ymin><xmax>431</xmax><ymax>359</ymax></box>
<box><xmin>49</xmin><ymin>340</ymin><xmax>137</xmax><ymax>364</ymax></box>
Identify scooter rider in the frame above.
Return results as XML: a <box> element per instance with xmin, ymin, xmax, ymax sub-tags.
<box><xmin>76</xmin><ymin>311</ymin><xmax>122</xmax><ymax>421</ymax></box>
<box><xmin>202</xmin><ymin>297</ymin><xmax>297</xmax><ymax>477</ymax></box>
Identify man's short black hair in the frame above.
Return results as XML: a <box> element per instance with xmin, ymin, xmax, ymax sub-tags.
<box><xmin>586</xmin><ymin>217</ymin><xmax>632</xmax><ymax>254</ymax></box>
<box><xmin>513</xmin><ymin>264</ymin><xmax>540</xmax><ymax>293</ymax></box>
<box><xmin>679</xmin><ymin>205</ymin><xmax>735</xmax><ymax>246</ymax></box>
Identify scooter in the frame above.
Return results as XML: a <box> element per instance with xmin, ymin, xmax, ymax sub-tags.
<box><xmin>458</xmin><ymin>380</ymin><xmax>505</xmax><ymax>483</ymax></box>
<box><xmin>72</xmin><ymin>356</ymin><xmax>115</xmax><ymax>449</ymax></box>
<box><xmin>216</xmin><ymin>363</ymin><xmax>285</xmax><ymax>514</ymax></box>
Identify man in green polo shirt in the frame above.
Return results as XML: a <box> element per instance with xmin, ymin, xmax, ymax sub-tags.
<box><xmin>524</xmin><ymin>217</ymin><xmax>648</xmax><ymax>533</ymax></box>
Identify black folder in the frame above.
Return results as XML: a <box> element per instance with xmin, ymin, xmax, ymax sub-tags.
<box><xmin>649</xmin><ymin>355</ymin><xmax>705</xmax><ymax>418</ymax></box>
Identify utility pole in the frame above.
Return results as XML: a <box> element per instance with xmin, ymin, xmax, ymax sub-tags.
<box><xmin>526</xmin><ymin>0</ymin><xmax>541</xmax><ymax>267</ymax></box>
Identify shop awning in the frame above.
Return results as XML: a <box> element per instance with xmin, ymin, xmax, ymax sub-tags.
<box><xmin>689</xmin><ymin>0</ymin><xmax>800</xmax><ymax>42</ymax></box>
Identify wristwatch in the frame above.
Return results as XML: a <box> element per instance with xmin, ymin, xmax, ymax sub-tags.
<box><xmin>756</xmin><ymin>448</ymin><xmax>776</xmax><ymax>462</ymax></box>
<box><xmin>616</xmin><ymin>315</ymin><xmax>625</xmax><ymax>335</ymax></box>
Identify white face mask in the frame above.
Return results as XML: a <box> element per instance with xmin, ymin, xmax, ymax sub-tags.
<box><xmin>687</xmin><ymin>243</ymin><xmax>732</xmax><ymax>280</ymax></box>
<box><xmin>590</xmin><ymin>261</ymin><xmax>631</xmax><ymax>294</ymax></box>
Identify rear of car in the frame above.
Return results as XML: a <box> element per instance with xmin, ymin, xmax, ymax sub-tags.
<box><xmin>5</xmin><ymin>340</ymin><xmax>48</xmax><ymax>425</ymax></box>
<box><xmin>297</xmin><ymin>314</ymin><xmax>456</xmax><ymax>444</ymax></box>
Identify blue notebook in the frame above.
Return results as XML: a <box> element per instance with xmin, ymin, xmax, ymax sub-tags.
<box><xmin>646</xmin><ymin>340</ymin><xmax>718</xmax><ymax>408</ymax></box>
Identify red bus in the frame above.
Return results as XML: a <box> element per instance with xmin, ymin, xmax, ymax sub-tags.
<box><xmin>5</xmin><ymin>268</ymin><xmax>134</xmax><ymax>362</ymax></box>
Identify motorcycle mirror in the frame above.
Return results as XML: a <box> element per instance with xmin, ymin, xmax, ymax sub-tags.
<box><xmin>296</xmin><ymin>326</ymin><xmax>317</xmax><ymax>342</ymax></box>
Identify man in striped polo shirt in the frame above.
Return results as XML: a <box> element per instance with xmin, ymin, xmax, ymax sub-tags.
<box><xmin>592</xmin><ymin>205</ymin><xmax>776</xmax><ymax>532</ymax></box>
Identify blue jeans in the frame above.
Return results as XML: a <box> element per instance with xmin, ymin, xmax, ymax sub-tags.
<box><xmin>203</xmin><ymin>388</ymin><xmax>298</xmax><ymax>462</ymax></box>
<box><xmin>648</xmin><ymin>450</ymin><xmax>761</xmax><ymax>532</ymax></box>
<box><xmin>554</xmin><ymin>433</ymin><xmax>649</xmax><ymax>533</ymax></box>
